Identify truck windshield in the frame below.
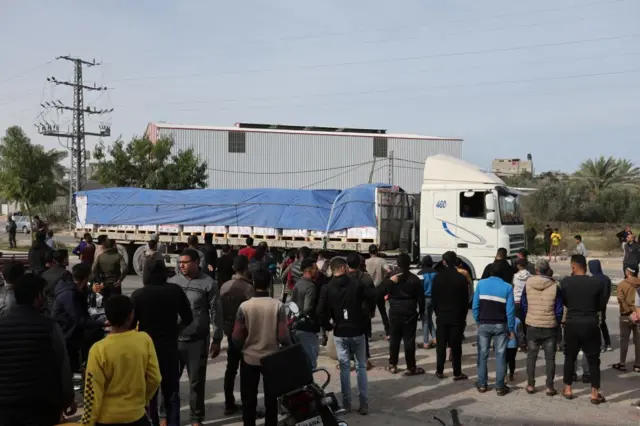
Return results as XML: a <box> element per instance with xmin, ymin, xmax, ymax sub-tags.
<box><xmin>497</xmin><ymin>192</ymin><xmax>523</xmax><ymax>225</ymax></box>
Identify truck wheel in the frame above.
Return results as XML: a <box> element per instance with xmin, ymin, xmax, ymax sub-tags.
<box><xmin>132</xmin><ymin>245</ymin><xmax>147</xmax><ymax>277</ymax></box>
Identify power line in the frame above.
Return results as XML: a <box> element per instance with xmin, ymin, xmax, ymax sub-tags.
<box><xmin>207</xmin><ymin>160</ymin><xmax>374</xmax><ymax>175</ymax></box>
<box><xmin>110</xmin><ymin>33</ymin><xmax>640</xmax><ymax>85</ymax></box>
<box><xmin>104</xmin><ymin>0</ymin><xmax>627</xmax><ymax>64</ymax></box>
<box><xmin>395</xmin><ymin>157</ymin><xmax>425</xmax><ymax>166</ymax></box>
<box><xmin>299</xmin><ymin>162</ymin><xmax>373</xmax><ymax>189</ymax></box>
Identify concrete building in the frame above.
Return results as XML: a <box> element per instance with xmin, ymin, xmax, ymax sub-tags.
<box><xmin>491</xmin><ymin>158</ymin><xmax>533</xmax><ymax>177</ymax></box>
<box><xmin>144</xmin><ymin>122</ymin><xmax>463</xmax><ymax>193</ymax></box>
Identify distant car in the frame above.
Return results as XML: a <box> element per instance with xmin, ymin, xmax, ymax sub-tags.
<box><xmin>11</xmin><ymin>216</ymin><xmax>33</xmax><ymax>234</ymax></box>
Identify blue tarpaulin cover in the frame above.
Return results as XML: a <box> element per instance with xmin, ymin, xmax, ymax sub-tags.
<box><xmin>76</xmin><ymin>184</ymin><xmax>392</xmax><ymax>231</ymax></box>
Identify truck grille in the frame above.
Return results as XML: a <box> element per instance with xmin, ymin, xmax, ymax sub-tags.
<box><xmin>509</xmin><ymin>233</ymin><xmax>525</xmax><ymax>253</ymax></box>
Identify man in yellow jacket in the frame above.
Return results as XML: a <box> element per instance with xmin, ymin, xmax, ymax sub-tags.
<box><xmin>81</xmin><ymin>295</ymin><xmax>161</xmax><ymax>426</ymax></box>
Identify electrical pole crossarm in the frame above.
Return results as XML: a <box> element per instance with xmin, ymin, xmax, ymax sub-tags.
<box><xmin>56</xmin><ymin>56</ymin><xmax>99</xmax><ymax>66</ymax></box>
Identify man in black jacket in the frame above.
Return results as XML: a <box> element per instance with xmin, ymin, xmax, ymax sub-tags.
<box><xmin>0</xmin><ymin>261</ymin><xmax>24</xmax><ymax>317</ymax></box>
<box><xmin>42</xmin><ymin>248</ymin><xmax>72</xmax><ymax>313</ymax></box>
<box><xmin>378</xmin><ymin>253</ymin><xmax>425</xmax><ymax>376</ymax></box>
<box><xmin>481</xmin><ymin>248</ymin><xmax>514</xmax><ymax>284</ymax></box>
<box><xmin>623</xmin><ymin>233</ymin><xmax>639</xmax><ymax>275</ymax></box>
<box><xmin>201</xmin><ymin>233</ymin><xmax>218</xmax><ymax>278</ymax></box>
<box><xmin>292</xmin><ymin>257</ymin><xmax>321</xmax><ymax>370</ymax></box>
<box><xmin>216</xmin><ymin>245</ymin><xmax>235</xmax><ymax>288</ymax></box>
<box><xmin>432</xmin><ymin>251</ymin><xmax>470</xmax><ymax>380</ymax></box>
<box><xmin>52</xmin><ymin>262</ymin><xmax>105</xmax><ymax>374</ymax></box>
<box><xmin>28</xmin><ymin>234</ymin><xmax>53</xmax><ymax>277</ymax></box>
<box><xmin>0</xmin><ymin>273</ymin><xmax>76</xmax><ymax>424</ymax></box>
<box><xmin>317</xmin><ymin>257</ymin><xmax>376</xmax><ymax>415</ymax></box>
<box><xmin>347</xmin><ymin>253</ymin><xmax>375</xmax><ymax>369</ymax></box>
<box><xmin>132</xmin><ymin>258</ymin><xmax>193</xmax><ymax>426</ymax></box>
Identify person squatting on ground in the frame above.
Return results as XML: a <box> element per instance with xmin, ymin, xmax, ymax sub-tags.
<box><xmin>233</xmin><ymin>268</ymin><xmax>291</xmax><ymax>426</ymax></box>
<box><xmin>559</xmin><ymin>254</ymin><xmax>609</xmax><ymax>404</ymax></box>
<box><xmin>613</xmin><ymin>264</ymin><xmax>640</xmax><ymax>373</ymax></box>
<box><xmin>131</xmin><ymin>257</ymin><xmax>193</xmax><ymax>426</ymax></box>
<box><xmin>220</xmin><ymin>255</ymin><xmax>256</xmax><ymax>415</ymax></box>
<box><xmin>80</xmin><ymin>295</ymin><xmax>161</xmax><ymax>426</ymax></box>
<box><xmin>473</xmin><ymin>262</ymin><xmax>516</xmax><ymax>396</ymax></box>
<box><xmin>432</xmin><ymin>251</ymin><xmax>470</xmax><ymax>380</ymax></box>
<box><xmin>317</xmin><ymin>257</ymin><xmax>376</xmax><ymax>415</ymax></box>
<box><xmin>0</xmin><ymin>273</ymin><xmax>76</xmax><ymax>425</ymax></box>
<box><xmin>520</xmin><ymin>258</ymin><xmax>563</xmax><ymax>395</ymax></box>
<box><xmin>291</xmin><ymin>257</ymin><xmax>321</xmax><ymax>370</ymax></box>
<box><xmin>169</xmin><ymin>248</ymin><xmax>224</xmax><ymax>425</ymax></box>
<box><xmin>378</xmin><ymin>253</ymin><xmax>425</xmax><ymax>376</ymax></box>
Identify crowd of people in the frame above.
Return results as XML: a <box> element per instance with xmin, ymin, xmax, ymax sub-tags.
<box><xmin>0</xmin><ymin>231</ymin><xmax>639</xmax><ymax>426</ymax></box>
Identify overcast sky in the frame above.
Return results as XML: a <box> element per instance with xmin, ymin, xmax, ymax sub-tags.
<box><xmin>1</xmin><ymin>0</ymin><xmax>638</xmax><ymax>173</ymax></box>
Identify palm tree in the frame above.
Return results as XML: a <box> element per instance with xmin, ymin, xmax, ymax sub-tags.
<box><xmin>574</xmin><ymin>156</ymin><xmax>640</xmax><ymax>195</ymax></box>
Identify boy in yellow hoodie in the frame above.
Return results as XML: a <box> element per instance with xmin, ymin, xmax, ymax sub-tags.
<box><xmin>81</xmin><ymin>295</ymin><xmax>161</xmax><ymax>426</ymax></box>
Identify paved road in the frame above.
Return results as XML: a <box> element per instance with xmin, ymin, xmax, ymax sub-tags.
<box><xmin>104</xmin><ymin>276</ymin><xmax>640</xmax><ymax>426</ymax></box>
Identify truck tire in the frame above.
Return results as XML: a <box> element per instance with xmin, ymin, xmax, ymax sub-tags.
<box><xmin>133</xmin><ymin>245</ymin><xmax>147</xmax><ymax>277</ymax></box>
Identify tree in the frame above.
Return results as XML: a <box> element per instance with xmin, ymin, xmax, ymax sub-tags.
<box><xmin>0</xmin><ymin>126</ymin><xmax>67</xmax><ymax>235</ymax></box>
<box><xmin>92</xmin><ymin>136</ymin><xmax>208</xmax><ymax>189</ymax></box>
<box><xmin>575</xmin><ymin>156</ymin><xmax>640</xmax><ymax>195</ymax></box>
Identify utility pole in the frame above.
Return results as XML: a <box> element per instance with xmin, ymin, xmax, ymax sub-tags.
<box><xmin>388</xmin><ymin>150</ymin><xmax>394</xmax><ymax>185</ymax></box>
<box><xmin>36</xmin><ymin>56</ymin><xmax>113</xmax><ymax>225</ymax></box>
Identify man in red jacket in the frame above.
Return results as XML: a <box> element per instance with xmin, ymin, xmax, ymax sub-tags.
<box><xmin>238</xmin><ymin>237</ymin><xmax>256</xmax><ymax>261</ymax></box>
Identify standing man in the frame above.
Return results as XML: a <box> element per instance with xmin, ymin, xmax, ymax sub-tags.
<box><xmin>0</xmin><ymin>261</ymin><xmax>24</xmax><ymax>317</ymax></box>
<box><xmin>550</xmin><ymin>229</ymin><xmax>562</xmax><ymax>262</ymax></box>
<box><xmin>559</xmin><ymin>254</ymin><xmax>609</xmax><ymax>403</ymax></box>
<box><xmin>220</xmin><ymin>255</ymin><xmax>255</xmax><ymax>416</ymax></box>
<box><xmin>233</xmin><ymin>269</ymin><xmax>291</xmax><ymax>426</ymax></box>
<box><xmin>365</xmin><ymin>244</ymin><xmax>391</xmax><ymax>340</ymax></box>
<box><xmin>480</xmin><ymin>248</ymin><xmax>514</xmax><ymax>284</ymax></box>
<box><xmin>170</xmin><ymin>248</ymin><xmax>223</xmax><ymax>426</ymax></box>
<box><xmin>515</xmin><ymin>249</ymin><xmax>536</xmax><ymax>275</ymax></box>
<box><xmin>92</xmin><ymin>239</ymin><xmax>127</xmax><ymax>301</ymax></box>
<box><xmin>432</xmin><ymin>251</ymin><xmax>470</xmax><ymax>380</ymax></box>
<box><xmin>42</xmin><ymin>248</ymin><xmax>72</xmax><ymax>313</ymax></box>
<box><xmin>543</xmin><ymin>225</ymin><xmax>553</xmax><ymax>258</ymax></box>
<box><xmin>201</xmin><ymin>233</ymin><xmax>218</xmax><ymax>279</ymax></box>
<box><xmin>6</xmin><ymin>215</ymin><xmax>16</xmax><ymax>249</ymax></box>
<box><xmin>0</xmin><ymin>273</ymin><xmax>76</xmax><ymax>424</ymax></box>
<box><xmin>346</xmin><ymin>254</ymin><xmax>375</xmax><ymax>370</ymax></box>
<box><xmin>623</xmin><ymin>233</ymin><xmax>639</xmax><ymax>276</ymax></box>
<box><xmin>473</xmin><ymin>262</ymin><xmax>516</xmax><ymax>396</ymax></box>
<box><xmin>238</xmin><ymin>237</ymin><xmax>256</xmax><ymax>261</ymax></box>
<box><xmin>378</xmin><ymin>253</ymin><xmax>425</xmax><ymax>376</ymax></box>
<box><xmin>317</xmin><ymin>257</ymin><xmax>375</xmax><ymax>415</ymax></box>
<box><xmin>175</xmin><ymin>235</ymin><xmax>206</xmax><ymax>275</ymax></box>
<box><xmin>291</xmin><ymin>257</ymin><xmax>321</xmax><ymax>370</ymax></box>
<box><xmin>616</xmin><ymin>226</ymin><xmax>632</xmax><ymax>252</ymax></box>
<box><xmin>216</xmin><ymin>245</ymin><xmax>235</xmax><ymax>287</ymax></box>
<box><xmin>520</xmin><ymin>258</ymin><xmax>563</xmax><ymax>395</ymax></box>
<box><xmin>574</xmin><ymin>235</ymin><xmax>588</xmax><ymax>257</ymax></box>
<box><xmin>132</xmin><ymin>258</ymin><xmax>193</xmax><ymax>426</ymax></box>
<box><xmin>588</xmin><ymin>260</ymin><xmax>613</xmax><ymax>352</ymax></box>
<box><xmin>417</xmin><ymin>255</ymin><xmax>437</xmax><ymax>349</ymax></box>
<box><xmin>525</xmin><ymin>226</ymin><xmax>537</xmax><ymax>254</ymax></box>
<box><xmin>612</xmin><ymin>265</ymin><xmax>640</xmax><ymax>372</ymax></box>
<box><xmin>28</xmin><ymin>234</ymin><xmax>53</xmax><ymax>277</ymax></box>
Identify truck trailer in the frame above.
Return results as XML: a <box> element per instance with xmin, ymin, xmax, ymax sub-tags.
<box><xmin>74</xmin><ymin>155</ymin><xmax>525</xmax><ymax>281</ymax></box>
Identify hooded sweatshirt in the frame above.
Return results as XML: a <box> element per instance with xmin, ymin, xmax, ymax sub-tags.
<box><xmin>588</xmin><ymin>259</ymin><xmax>612</xmax><ymax>301</ymax></box>
<box><xmin>521</xmin><ymin>275</ymin><xmax>563</xmax><ymax>328</ymax></box>
<box><xmin>512</xmin><ymin>269</ymin><xmax>531</xmax><ymax>303</ymax></box>
<box><xmin>617</xmin><ymin>275</ymin><xmax>640</xmax><ymax>316</ymax></box>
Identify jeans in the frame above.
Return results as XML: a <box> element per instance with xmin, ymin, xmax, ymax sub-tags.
<box><xmin>422</xmin><ymin>297</ymin><xmax>436</xmax><ymax>343</ymax></box>
<box><xmin>526</xmin><ymin>326</ymin><xmax>557</xmax><ymax>388</ymax></box>
<box><xmin>240</xmin><ymin>361</ymin><xmax>278</xmax><ymax>426</ymax></box>
<box><xmin>476</xmin><ymin>323</ymin><xmax>509</xmax><ymax>388</ymax></box>
<box><xmin>619</xmin><ymin>315</ymin><xmax>640</xmax><ymax>366</ymax></box>
<box><xmin>224</xmin><ymin>335</ymin><xmax>241</xmax><ymax>409</ymax></box>
<box><xmin>148</xmin><ymin>344</ymin><xmax>181</xmax><ymax>426</ymax></box>
<box><xmin>334</xmin><ymin>334</ymin><xmax>368</xmax><ymax>408</ymax></box>
<box><xmin>178</xmin><ymin>337</ymin><xmax>209</xmax><ymax>423</ymax></box>
<box><xmin>436</xmin><ymin>322</ymin><xmax>464</xmax><ymax>376</ymax></box>
<box><xmin>388</xmin><ymin>315</ymin><xmax>418</xmax><ymax>370</ymax></box>
<box><xmin>294</xmin><ymin>330</ymin><xmax>319</xmax><ymax>370</ymax></box>
<box><xmin>563</xmin><ymin>320</ymin><xmax>601</xmax><ymax>388</ymax></box>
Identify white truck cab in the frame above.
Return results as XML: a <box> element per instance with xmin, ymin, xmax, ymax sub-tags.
<box><xmin>419</xmin><ymin>154</ymin><xmax>525</xmax><ymax>280</ymax></box>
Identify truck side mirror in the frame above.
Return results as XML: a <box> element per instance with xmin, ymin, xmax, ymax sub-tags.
<box><xmin>486</xmin><ymin>211</ymin><xmax>496</xmax><ymax>226</ymax></box>
<box><xmin>485</xmin><ymin>193</ymin><xmax>495</xmax><ymax>211</ymax></box>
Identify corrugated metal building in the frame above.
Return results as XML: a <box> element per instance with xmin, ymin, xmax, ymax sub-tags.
<box><xmin>145</xmin><ymin>122</ymin><xmax>463</xmax><ymax>193</ymax></box>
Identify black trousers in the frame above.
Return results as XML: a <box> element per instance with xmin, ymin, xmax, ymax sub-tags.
<box><xmin>514</xmin><ymin>303</ymin><xmax>526</xmax><ymax>341</ymax></box>
<box><xmin>563</xmin><ymin>320</ymin><xmax>601</xmax><ymax>388</ymax></box>
<box><xmin>388</xmin><ymin>314</ymin><xmax>418</xmax><ymax>369</ymax></box>
<box><xmin>436</xmin><ymin>322</ymin><xmax>464</xmax><ymax>376</ymax></box>
<box><xmin>506</xmin><ymin>348</ymin><xmax>517</xmax><ymax>376</ymax></box>
<box><xmin>8</xmin><ymin>232</ymin><xmax>16</xmax><ymax>248</ymax></box>
<box><xmin>376</xmin><ymin>295</ymin><xmax>390</xmax><ymax>335</ymax></box>
<box><xmin>224</xmin><ymin>335</ymin><xmax>242</xmax><ymax>409</ymax></box>
<box><xmin>178</xmin><ymin>338</ymin><xmax>209</xmax><ymax>423</ymax></box>
<box><xmin>241</xmin><ymin>361</ymin><xmax>278</xmax><ymax>426</ymax></box>
<box><xmin>148</xmin><ymin>344</ymin><xmax>180</xmax><ymax>426</ymax></box>
<box><xmin>600</xmin><ymin>311</ymin><xmax>612</xmax><ymax>347</ymax></box>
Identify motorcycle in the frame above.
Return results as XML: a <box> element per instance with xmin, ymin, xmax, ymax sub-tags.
<box><xmin>280</xmin><ymin>302</ymin><xmax>348</xmax><ymax>426</ymax></box>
